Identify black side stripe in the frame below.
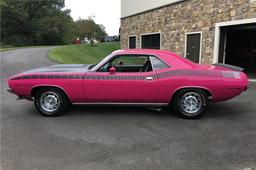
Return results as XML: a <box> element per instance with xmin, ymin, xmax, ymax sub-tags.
<box><xmin>85</xmin><ymin>70</ymin><xmax>221</xmax><ymax>81</ymax></box>
<box><xmin>10</xmin><ymin>70</ymin><xmax>222</xmax><ymax>81</ymax></box>
<box><xmin>11</xmin><ymin>74</ymin><xmax>84</xmax><ymax>80</ymax></box>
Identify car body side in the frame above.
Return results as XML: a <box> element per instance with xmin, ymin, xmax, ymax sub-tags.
<box><xmin>8</xmin><ymin>50</ymin><xmax>248</xmax><ymax>104</ymax></box>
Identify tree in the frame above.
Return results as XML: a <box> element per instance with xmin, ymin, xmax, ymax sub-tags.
<box><xmin>74</xmin><ymin>18</ymin><xmax>107</xmax><ymax>42</ymax></box>
<box><xmin>1</xmin><ymin>0</ymin><xmax>75</xmax><ymax>46</ymax></box>
<box><xmin>95</xmin><ymin>24</ymin><xmax>107</xmax><ymax>40</ymax></box>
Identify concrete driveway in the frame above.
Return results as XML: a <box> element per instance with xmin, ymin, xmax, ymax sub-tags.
<box><xmin>1</xmin><ymin>47</ymin><xmax>256</xmax><ymax>170</ymax></box>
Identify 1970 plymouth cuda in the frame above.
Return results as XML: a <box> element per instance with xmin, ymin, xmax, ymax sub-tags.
<box><xmin>7</xmin><ymin>49</ymin><xmax>248</xmax><ymax>118</ymax></box>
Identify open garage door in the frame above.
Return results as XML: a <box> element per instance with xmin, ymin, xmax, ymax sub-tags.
<box><xmin>218</xmin><ymin>23</ymin><xmax>256</xmax><ymax>78</ymax></box>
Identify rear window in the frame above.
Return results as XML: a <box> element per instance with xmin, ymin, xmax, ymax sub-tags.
<box><xmin>150</xmin><ymin>56</ymin><xmax>169</xmax><ymax>70</ymax></box>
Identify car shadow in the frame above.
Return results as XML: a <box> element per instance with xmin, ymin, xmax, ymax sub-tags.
<box><xmin>204</xmin><ymin>102</ymin><xmax>246</xmax><ymax>119</ymax></box>
<box><xmin>66</xmin><ymin>102</ymin><xmax>248</xmax><ymax>119</ymax></box>
<box><xmin>25</xmin><ymin>101</ymin><xmax>246</xmax><ymax>120</ymax></box>
<box><xmin>65</xmin><ymin>105</ymin><xmax>173</xmax><ymax>117</ymax></box>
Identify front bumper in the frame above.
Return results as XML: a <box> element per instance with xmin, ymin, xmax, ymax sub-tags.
<box><xmin>6</xmin><ymin>88</ymin><xmax>32</xmax><ymax>100</ymax></box>
<box><xmin>7</xmin><ymin>88</ymin><xmax>13</xmax><ymax>94</ymax></box>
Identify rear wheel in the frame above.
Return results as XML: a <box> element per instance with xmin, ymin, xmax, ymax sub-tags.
<box><xmin>171</xmin><ymin>89</ymin><xmax>208</xmax><ymax>119</ymax></box>
<box><xmin>34</xmin><ymin>88</ymin><xmax>69</xmax><ymax>116</ymax></box>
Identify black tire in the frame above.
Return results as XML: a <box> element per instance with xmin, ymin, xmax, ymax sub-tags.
<box><xmin>171</xmin><ymin>89</ymin><xmax>208</xmax><ymax>119</ymax></box>
<box><xmin>34</xmin><ymin>88</ymin><xmax>69</xmax><ymax>117</ymax></box>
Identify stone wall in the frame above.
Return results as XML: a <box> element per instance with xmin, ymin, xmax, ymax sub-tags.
<box><xmin>120</xmin><ymin>0</ymin><xmax>256</xmax><ymax>64</ymax></box>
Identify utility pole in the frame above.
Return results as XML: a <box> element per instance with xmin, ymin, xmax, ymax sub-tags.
<box><xmin>89</xmin><ymin>13</ymin><xmax>95</xmax><ymax>20</ymax></box>
<box><xmin>88</xmin><ymin>13</ymin><xmax>95</xmax><ymax>47</ymax></box>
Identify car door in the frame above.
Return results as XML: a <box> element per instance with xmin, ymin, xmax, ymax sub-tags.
<box><xmin>83</xmin><ymin>55</ymin><xmax>158</xmax><ymax>103</ymax></box>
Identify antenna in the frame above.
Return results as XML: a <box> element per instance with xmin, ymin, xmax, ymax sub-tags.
<box><xmin>89</xmin><ymin>13</ymin><xmax>95</xmax><ymax>20</ymax></box>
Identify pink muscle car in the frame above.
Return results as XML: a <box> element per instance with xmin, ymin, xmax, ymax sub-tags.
<box><xmin>7</xmin><ymin>49</ymin><xmax>248</xmax><ymax>119</ymax></box>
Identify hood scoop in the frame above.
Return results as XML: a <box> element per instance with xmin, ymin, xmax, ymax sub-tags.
<box><xmin>22</xmin><ymin>64</ymin><xmax>92</xmax><ymax>73</ymax></box>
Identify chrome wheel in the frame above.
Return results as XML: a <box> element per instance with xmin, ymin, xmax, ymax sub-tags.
<box><xmin>39</xmin><ymin>91</ymin><xmax>60</xmax><ymax>113</ymax></box>
<box><xmin>180</xmin><ymin>92</ymin><xmax>203</xmax><ymax>114</ymax></box>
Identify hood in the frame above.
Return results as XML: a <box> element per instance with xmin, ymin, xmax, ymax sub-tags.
<box><xmin>22</xmin><ymin>64</ymin><xmax>93</xmax><ymax>74</ymax></box>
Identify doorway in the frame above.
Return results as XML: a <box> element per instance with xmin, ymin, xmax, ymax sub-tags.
<box><xmin>218</xmin><ymin>23</ymin><xmax>256</xmax><ymax>78</ymax></box>
<box><xmin>185</xmin><ymin>32</ymin><xmax>202</xmax><ymax>63</ymax></box>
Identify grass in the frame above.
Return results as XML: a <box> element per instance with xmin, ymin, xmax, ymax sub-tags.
<box><xmin>0</xmin><ymin>45</ymin><xmax>17</xmax><ymax>52</ymax></box>
<box><xmin>0</xmin><ymin>47</ymin><xmax>16</xmax><ymax>52</ymax></box>
<box><xmin>48</xmin><ymin>42</ymin><xmax>120</xmax><ymax>64</ymax></box>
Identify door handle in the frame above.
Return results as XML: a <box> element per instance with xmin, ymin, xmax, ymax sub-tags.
<box><xmin>146</xmin><ymin>76</ymin><xmax>153</xmax><ymax>81</ymax></box>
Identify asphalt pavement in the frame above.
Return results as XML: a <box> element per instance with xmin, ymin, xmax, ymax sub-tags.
<box><xmin>1</xmin><ymin>47</ymin><xmax>256</xmax><ymax>170</ymax></box>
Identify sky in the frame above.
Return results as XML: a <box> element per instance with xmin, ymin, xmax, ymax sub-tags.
<box><xmin>65</xmin><ymin>0</ymin><xmax>121</xmax><ymax>36</ymax></box>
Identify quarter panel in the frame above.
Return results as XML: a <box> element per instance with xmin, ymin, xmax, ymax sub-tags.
<box><xmin>155</xmin><ymin>69</ymin><xmax>248</xmax><ymax>103</ymax></box>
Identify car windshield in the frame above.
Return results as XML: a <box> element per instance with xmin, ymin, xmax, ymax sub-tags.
<box><xmin>90</xmin><ymin>54</ymin><xmax>113</xmax><ymax>71</ymax></box>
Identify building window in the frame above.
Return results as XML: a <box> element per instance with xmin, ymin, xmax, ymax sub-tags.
<box><xmin>129</xmin><ymin>36</ymin><xmax>136</xmax><ymax>49</ymax></box>
<box><xmin>141</xmin><ymin>33</ymin><xmax>160</xmax><ymax>49</ymax></box>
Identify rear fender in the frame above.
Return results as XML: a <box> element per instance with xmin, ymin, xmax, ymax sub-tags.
<box><xmin>170</xmin><ymin>86</ymin><xmax>213</xmax><ymax>103</ymax></box>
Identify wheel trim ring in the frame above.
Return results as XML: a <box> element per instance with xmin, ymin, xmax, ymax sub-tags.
<box><xmin>180</xmin><ymin>92</ymin><xmax>203</xmax><ymax>115</ymax></box>
<box><xmin>39</xmin><ymin>92</ymin><xmax>60</xmax><ymax>114</ymax></box>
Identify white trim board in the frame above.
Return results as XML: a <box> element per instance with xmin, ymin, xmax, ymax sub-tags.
<box><xmin>213</xmin><ymin>18</ymin><xmax>256</xmax><ymax>64</ymax></box>
<box><xmin>140</xmin><ymin>32</ymin><xmax>162</xmax><ymax>50</ymax></box>
<box><xmin>184</xmin><ymin>32</ymin><xmax>203</xmax><ymax>64</ymax></box>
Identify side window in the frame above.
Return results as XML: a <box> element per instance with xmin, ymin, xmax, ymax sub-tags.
<box><xmin>112</xmin><ymin>55</ymin><xmax>147</xmax><ymax>66</ymax></box>
<box><xmin>98</xmin><ymin>62</ymin><xmax>111</xmax><ymax>72</ymax></box>
<box><xmin>98</xmin><ymin>55</ymin><xmax>153</xmax><ymax>72</ymax></box>
<box><xmin>150</xmin><ymin>56</ymin><xmax>169</xmax><ymax>70</ymax></box>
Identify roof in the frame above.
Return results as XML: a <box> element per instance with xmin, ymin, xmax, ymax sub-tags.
<box><xmin>112</xmin><ymin>49</ymin><xmax>195</xmax><ymax>68</ymax></box>
<box><xmin>112</xmin><ymin>49</ymin><xmax>174</xmax><ymax>56</ymax></box>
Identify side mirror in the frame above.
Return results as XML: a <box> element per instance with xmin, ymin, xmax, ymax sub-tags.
<box><xmin>109</xmin><ymin>67</ymin><xmax>116</xmax><ymax>74</ymax></box>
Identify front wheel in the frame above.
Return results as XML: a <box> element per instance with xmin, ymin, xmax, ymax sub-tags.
<box><xmin>34</xmin><ymin>88</ymin><xmax>69</xmax><ymax>116</ymax></box>
<box><xmin>171</xmin><ymin>89</ymin><xmax>208</xmax><ymax>119</ymax></box>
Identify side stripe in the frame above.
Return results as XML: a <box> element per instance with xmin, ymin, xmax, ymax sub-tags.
<box><xmin>11</xmin><ymin>74</ymin><xmax>84</xmax><ymax>80</ymax></box>
<box><xmin>85</xmin><ymin>70</ymin><xmax>221</xmax><ymax>80</ymax></box>
<box><xmin>10</xmin><ymin>70</ymin><xmax>222</xmax><ymax>81</ymax></box>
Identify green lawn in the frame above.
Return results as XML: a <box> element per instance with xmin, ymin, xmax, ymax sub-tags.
<box><xmin>48</xmin><ymin>42</ymin><xmax>120</xmax><ymax>64</ymax></box>
<box><xmin>0</xmin><ymin>47</ymin><xmax>16</xmax><ymax>52</ymax></box>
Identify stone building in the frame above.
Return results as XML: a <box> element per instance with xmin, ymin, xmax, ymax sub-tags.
<box><xmin>120</xmin><ymin>0</ymin><xmax>256</xmax><ymax>75</ymax></box>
